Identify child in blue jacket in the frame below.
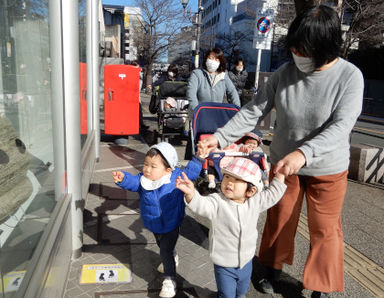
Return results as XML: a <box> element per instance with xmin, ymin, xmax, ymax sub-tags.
<box><xmin>112</xmin><ymin>142</ymin><xmax>205</xmax><ymax>298</ymax></box>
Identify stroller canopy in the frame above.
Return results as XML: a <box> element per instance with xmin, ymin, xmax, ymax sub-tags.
<box><xmin>192</xmin><ymin>102</ymin><xmax>240</xmax><ymax>141</ymax></box>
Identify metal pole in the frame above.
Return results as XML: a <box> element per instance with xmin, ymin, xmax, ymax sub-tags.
<box><xmin>92</xmin><ymin>0</ymin><xmax>100</xmax><ymax>161</ymax></box>
<box><xmin>62</xmin><ymin>0</ymin><xmax>83</xmax><ymax>259</ymax></box>
<box><xmin>195</xmin><ymin>0</ymin><xmax>202</xmax><ymax>68</ymax></box>
<box><xmin>254</xmin><ymin>1</ymin><xmax>267</xmax><ymax>91</ymax></box>
<box><xmin>49</xmin><ymin>0</ymin><xmax>66</xmax><ymax>201</ymax></box>
<box><xmin>86</xmin><ymin>0</ymin><xmax>93</xmax><ymax>136</ymax></box>
<box><xmin>254</xmin><ymin>49</ymin><xmax>262</xmax><ymax>90</ymax></box>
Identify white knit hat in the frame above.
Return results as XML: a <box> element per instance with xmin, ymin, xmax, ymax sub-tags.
<box><xmin>221</xmin><ymin>158</ymin><xmax>263</xmax><ymax>192</ymax></box>
<box><xmin>150</xmin><ymin>142</ymin><xmax>178</xmax><ymax>169</ymax></box>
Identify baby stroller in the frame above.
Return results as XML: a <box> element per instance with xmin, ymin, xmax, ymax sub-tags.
<box><xmin>191</xmin><ymin>102</ymin><xmax>268</xmax><ymax>193</ymax></box>
<box><xmin>151</xmin><ymin>81</ymin><xmax>189</xmax><ymax>142</ymax></box>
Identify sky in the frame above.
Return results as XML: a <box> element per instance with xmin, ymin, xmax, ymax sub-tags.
<box><xmin>102</xmin><ymin>0</ymin><xmax>198</xmax><ymax>11</ymax></box>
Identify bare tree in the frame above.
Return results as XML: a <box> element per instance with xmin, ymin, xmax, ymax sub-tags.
<box><xmin>293</xmin><ymin>0</ymin><xmax>342</xmax><ymax>15</ymax></box>
<box><xmin>216</xmin><ymin>31</ymin><xmax>253</xmax><ymax>70</ymax></box>
<box><xmin>280</xmin><ymin>0</ymin><xmax>384</xmax><ymax>58</ymax></box>
<box><xmin>341</xmin><ymin>0</ymin><xmax>384</xmax><ymax>58</ymax></box>
<box><xmin>131</xmin><ymin>0</ymin><xmax>187</xmax><ymax>89</ymax></box>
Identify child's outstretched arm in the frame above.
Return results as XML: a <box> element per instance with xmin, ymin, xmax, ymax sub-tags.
<box><xmin>181</xmin><ymin>145</ymin><xmax>209</xmax><ymax>181</ymax></box>
<box><xmin>176</xmin><ymin>172</ymin><xmax>195</xmax><ymax>203</ymax></box>
<box><xmin>196</xmin><ymin>143</ymin><xmax>210</xmax><ymax>159</ymax></box>
<box><xmin>112</xmin><ymin>171</ymin><xmax>125</xmax><ymax>183</ymax></box>
<box><xmin>112</xmin><ymin>170</ymin><xmax>141</xmax><ymax>192</ymax></box>
<box><xmin>274</xmin><ymin>172</ymin><xmax>285</xmax><ymax>183</ymax></box>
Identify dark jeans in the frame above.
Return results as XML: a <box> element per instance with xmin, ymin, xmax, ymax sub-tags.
<box><xmin>154</xmin><ymin>227</ymin><xmax>180</xmax><ymax>279</ymax></box>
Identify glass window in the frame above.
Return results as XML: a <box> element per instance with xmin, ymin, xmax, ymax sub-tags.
<box><xmin>0</xmin><ymin>1</ymin><xmax>58</xmax><ymax>296</ymax></box>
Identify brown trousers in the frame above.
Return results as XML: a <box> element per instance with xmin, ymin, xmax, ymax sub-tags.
<box><xmin>258</xmin><ymin>170</ymin><xmax>348</xmax><ymax>293</ymax></box>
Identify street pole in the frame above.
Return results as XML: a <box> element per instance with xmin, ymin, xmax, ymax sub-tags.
<box><xmin>254</xmin><ymin>48</ymin><xmax>262</xmax><ymax>90</ymax></box>
<box><xmin>195</xmin><ymin>0</ymin><xmax>202</xmax><ymax>69</ymax></box>
<box><xmin>254</xmin><ymin>0</ymin><xmax>268</xmax><ymax>90</ymax></box>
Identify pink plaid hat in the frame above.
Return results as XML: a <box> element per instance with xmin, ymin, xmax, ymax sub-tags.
<box><xmin>221</xmin><ymin>158</ymin><xmax>263</xmax><ymax>191</ymax></box>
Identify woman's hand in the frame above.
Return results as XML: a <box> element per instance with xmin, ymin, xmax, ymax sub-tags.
<box><xmin>274</xmin><ymin>150</ymin><xmax>306</xmax><ymax>176</ymax></box>
<box><xmin>112</xmin><ymin>171</ymin><xmax>125</xmax><ymax>183</ymax></box>
<box><xmin>176</xmin><ymin>172</ymin><xmax>195</xmax><ymax>203</ymax></box>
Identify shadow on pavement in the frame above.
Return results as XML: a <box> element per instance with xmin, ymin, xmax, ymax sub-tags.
<box><xmin>251</xmin><ymin>257</ymin><xmax>305</xmax><ymax>297</ymax></box>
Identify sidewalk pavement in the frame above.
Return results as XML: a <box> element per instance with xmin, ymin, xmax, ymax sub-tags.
<box><xmin>63</xmin><ymin>93</ymin><xmax>384</xmax><ymax>298</ymax></box>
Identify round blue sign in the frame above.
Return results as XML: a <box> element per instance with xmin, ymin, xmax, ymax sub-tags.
<box><xmin>257</xmin><ymin>17</ymin><xmax>271</xmax><ymax>34</ymax></box>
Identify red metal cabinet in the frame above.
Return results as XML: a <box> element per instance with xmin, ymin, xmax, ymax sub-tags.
<box><xmin>104</xmin><ymin>65</ymin><xmax>140</xmax><ymax>135</ymax></box>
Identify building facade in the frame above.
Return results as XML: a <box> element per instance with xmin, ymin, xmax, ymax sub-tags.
<box><xmin>200</xmin><ymin>0</ymin><xmax>276</xmax><ymax>73</ymax></box>
<box><xmin>168</xmin><ymin>26</ymin><xmax>196</xmax><ymax>69</ymax></box>
<box><xmin>123</xmin><ymin>7</ymin><xmax>143</xmax><ymax>63</ymax></box>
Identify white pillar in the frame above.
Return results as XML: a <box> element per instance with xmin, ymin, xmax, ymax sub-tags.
<box><xmin>62</xmin><ymin>0</ymin><xmax>83</xmax><ymax>259</ymax></box>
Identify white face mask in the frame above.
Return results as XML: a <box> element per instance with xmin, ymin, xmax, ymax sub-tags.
<box><xmin>236</xmin><ymin>67</ymin><xmax>243</xmax><ymax>72</ymax></box>
<box><xmin>140</xmin><ymin>173</ymin><xmax>171</xmax><ymax>190</ymax></box>
<box><xmin>168</xmin><ymin>71</ymin><xmax>175</xmax><ymax>78</ymax></box>
<box><xmin>206</xmin><ymin>59</ymin><xmax>220</xmax><ymax>72</ymax></box>
<box><xmin>292</xmin><ymin>52</ymin><xmax>316</xmax><ymax>73</ymax></box>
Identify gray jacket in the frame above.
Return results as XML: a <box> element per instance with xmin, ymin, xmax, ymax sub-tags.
<box><xmin>186</xmin><ymin>178</ymin><xmax>286</xmax><ymax>268</ymax></box>
<box><xmin>228</xmin><ymin>69</ymin><xmax>248</xmax><ymax>94</ymax></box>
<box><xmin>187</xmin><ymin>69</ymin><xmax>240</xmax><ymax>111</ymax></box>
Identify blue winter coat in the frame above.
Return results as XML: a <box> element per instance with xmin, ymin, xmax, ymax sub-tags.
<box><xmin>116</xmin><ymin>156</ymin><xmax>203</xmax><ymax>234</ymax></box>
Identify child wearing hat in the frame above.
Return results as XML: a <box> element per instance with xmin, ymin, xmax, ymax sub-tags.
<box><xmin>112</xmin><ymin>142</ymin><xmax>206</xmax><ymax>298</ymax></box>
<box><xmin>207</xmin><ymin>128</ymin><xmax>270</xmax><ymax>189</ymax></box>
<box><xmin>176</xmin><ymin>157</ymin><xmax>286</xmax><ymax>298</ymax></box>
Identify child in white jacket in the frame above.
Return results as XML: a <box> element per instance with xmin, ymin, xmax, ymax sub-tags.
<box><xmin>176</xmin><ymin>157</ymin><xmax>286</xmax><ymax>298</ymax></box>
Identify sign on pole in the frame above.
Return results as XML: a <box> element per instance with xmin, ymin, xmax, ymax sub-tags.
<box><xmin>253</xmin><ymin>8</ymin><xmax>274</xmax><ymax>50</ymax></box>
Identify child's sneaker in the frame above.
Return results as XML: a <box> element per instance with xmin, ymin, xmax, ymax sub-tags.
<box><xmin>159</xmin><ymin>278</ymin><xmax>176</xmax><ymax>298</ymax></box>
<box><xmin>157</xmin><ymin>254</ymin><xmax>179</xmax><ymax>273</ymax></box>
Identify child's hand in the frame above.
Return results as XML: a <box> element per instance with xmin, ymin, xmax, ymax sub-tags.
<box><xmin>198</xmin><ymin>136</ymin><xmax>218</xmax><ymax>153</ymax></box>
<box><xmin>274</xmin><ymin>172</ymin><xmax>285</xmax><ymax>183</ymax></box>
<box><xmin>112</xmin><ymin>171</ymin><xmax>125</xmax><ymax>183</ymax></box>
<box><xmin>196</xmin><ymin>143</ymin><xmax>210</xmax><ymax>158</ymax></box>
<box><xmin>240</xmin><ymin>144</ymin><xmax>253</xmax><ymax>153</ymax></box>
<box><xmin>176</xmin><ymin>172</ymin><xmax>195</xmax><ymax>203</ymax></box>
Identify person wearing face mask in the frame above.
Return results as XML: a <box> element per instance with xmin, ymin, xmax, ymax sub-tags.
<box><xmin>186</xmin><ymin>48</ymin><xmax>240</xmax><ymax>112</ymax></box>
<box><xmin>228</xmin><ymin>58</ymin><xmax>248</xmax><ymax>101</ymax></box>
<box><xmin>152</xmin><ymin>64</ymin><xmax>182</xmax><ymax>89</ymax></box>
<box><xmin>149</xmin><ymin>64</ymin><xmax>185</xmax><ymax>114</ymax></box>
<box><xmin>198</xmin><ymin>5</ymin><xmax>364</xmax><ymax>298</ymax></box>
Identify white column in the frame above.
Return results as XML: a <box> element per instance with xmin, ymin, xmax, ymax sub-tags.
<box><xmin>92</xmin><ymin>0</ymin><xmax>100</xmax><ymax>160</ymax></box>
<box><xmin>62</xmin><ymin>0</ymin><xmax>83</xmax><ymax>259</ymax></box>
